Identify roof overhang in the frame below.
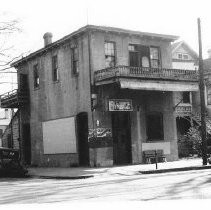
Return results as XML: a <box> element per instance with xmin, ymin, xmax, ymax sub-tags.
<box><xmin>119</xmin><ymin>78</ymin><xmax>199</xmax><ymax>92</ymax></box>
<box><xmin>11</xmin><ymin>25</ymin><xmax>179</xmax><ymax>68</ymax></box>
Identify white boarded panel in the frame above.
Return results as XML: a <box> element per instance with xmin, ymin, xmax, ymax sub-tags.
<box><xmin>42</xmin><ymin>117</ymin><xmax>77</xmax><ymax>154</ymax></box>
<box><xmin>142</xmin><ymin>142</ymin><xmax>170</xmax><ymax>154</ymax></box>
<box><xmin>120</xmin><ymin>79</ymin><xmax>199</xmax><ymax>92</ymax></box>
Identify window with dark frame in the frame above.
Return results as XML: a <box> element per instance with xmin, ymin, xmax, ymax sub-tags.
<box><xmin>128</xmin><ymin>44</ymin><xmax>161</xmax><ymax>68</ymax></box>
<box><xmin>52</xmin><ymin>55</ymin><xmax>59</xmax><ymax>81</ymax></box>
<box><xmin>105</xmin><ymin>42</ymin><xmax>116</xmax><ymax>68</ymax></box>
<box><xmin>33</xmin><ymin>64</ymin><xmax>39</xmax><ymax>88</ymax></box>
<box><xmin>146</xmin><ymin>112</ymin><xmax>164</xmax><ymax>141</ymax></box>
<box><xmin>177</xmin><ymin>53</ymin><xmax>189</xmax><ymax>60</ymax></box>
<box><xmin>72</xmin><ymin>46</ymin><xmax>79</xmax><ymax>75</ymax></box>
<box><xmin>128</xmin><ymin>44</ymin><xmax>139</xmax><ymax>67</ymax></box>
<box><xmin>177</xmin><ymin>53</ymin><xmax>182</xmax><ymax>59</ymax></box>
<box><xmin>182</xmin><ymin>92</ymin><xmax>191</xmax><ymax>103</ymax></box>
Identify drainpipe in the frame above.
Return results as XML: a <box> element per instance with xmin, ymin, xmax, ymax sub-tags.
<box><xmin>18</xmin><ymin>108</ymin><xmax>21</xmax><ymax>162</ymax></box>
<box><xmin>88</xmin><ymin>29</ymin><xmax>97</xmax><ymax>167</ymax></box>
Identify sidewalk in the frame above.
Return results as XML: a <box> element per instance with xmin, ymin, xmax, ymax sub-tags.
<box><xmin>28</xmin><ymin>158</ymin><xmax>211</xmax><ymax>179</ymax></box>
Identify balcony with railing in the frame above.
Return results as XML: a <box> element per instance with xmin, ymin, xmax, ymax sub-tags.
<box><xmin>94</xmin><ymin>66</ymin><xmax>198</xmax><ymax>84</ymax></box>
<box><xmin>0</xmin><ymin>89</ymin><xmax>29</xmax><ymax>108</ymax></box>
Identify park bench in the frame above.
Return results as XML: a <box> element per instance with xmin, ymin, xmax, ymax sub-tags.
<box><xmin>143</xmin><ymin>150</ymin><xmax>166</xmax><ymax>164</ymax></box>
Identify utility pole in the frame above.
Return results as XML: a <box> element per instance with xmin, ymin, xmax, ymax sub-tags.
<box><xmin>197</xmin><ymin>18</ymin><xmax>207</xmax><ymax>165</ymax></box>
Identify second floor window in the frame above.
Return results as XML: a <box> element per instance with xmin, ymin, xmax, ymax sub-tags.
<box><xmin>72</xmin><ymin>46</ymin><xmax>79</xmax><ymax>75</ymax></box>
<box><xmin>52</xmin><ymin>55</ymin><xmax>59</xmax><ymax>81</ymax></box>
<box><xmin>150</xmin><ymin>47</ymin><xmax>160</xmax><ymax>68</ymax></box>
<box><xmin>105</xmin><ymin>42</ymin><xmax>116</xmax><ymax>68</ymax></box>
<box><xmin>129</xmin><ymin>44</ymin><xmax>161</xmax><ymax>68</ymax></box>
<box><xmin>33</xmin><ymin>64</ymin><xmax>39</xmax><ymax>88</ymax></box>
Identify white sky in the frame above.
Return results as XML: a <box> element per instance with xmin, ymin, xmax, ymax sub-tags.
<box><xmin>1</xmin><ymin>0</ymin><xmax>211</xmax><ymax>93</ymax></box>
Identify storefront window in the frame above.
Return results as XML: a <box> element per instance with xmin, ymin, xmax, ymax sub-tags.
<box><xmin>146</xmin><ymin>112</ymin><xmax>164</xmax><ymax>141</ymax></box>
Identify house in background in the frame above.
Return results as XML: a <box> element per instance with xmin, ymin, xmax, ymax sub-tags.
<box><xmin>0</xmin><ymin>109</ymin><xmax>12</xmax><ymax>147</ymax></box>
<box><xmin>172</xmin><ymin>41</ymin><xmax>198</xmax><ymax>70</ymax></box>
<box><xmin>0</xmin><ymin>25</ymin><xmax>199</xmax><ymax>167</ymax></box>
<box><xmin>203</xmin><ymin>50</ymin><xmax>211</xmax><ymax>117</ymax></box>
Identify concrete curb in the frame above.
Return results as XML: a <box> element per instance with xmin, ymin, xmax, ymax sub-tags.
<box><xmin>29</xmin><ymin>175</ymin><xmax>94</xmax><ymax>180</ymax></box>
<box><xmin>140</xmin><ymin>165</ymin><xmax>211</xmax><ymax>174</ymax></box>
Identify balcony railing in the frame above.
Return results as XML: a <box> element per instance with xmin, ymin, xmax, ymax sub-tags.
<box><xmin>94</xmin><ymin>66</ymin><xmax>198</xmax><ymax>83</ymax></box>
<box><xmin>0</xmin><ymin>89</ymin><xmax>29</xmax><ymax>108</ymax></box>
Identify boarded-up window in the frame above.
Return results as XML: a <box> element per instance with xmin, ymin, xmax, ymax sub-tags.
<box><xmin>42</xmin><ymin>117</ymin><xmax>77</xmax><ymax>154</ymax></box>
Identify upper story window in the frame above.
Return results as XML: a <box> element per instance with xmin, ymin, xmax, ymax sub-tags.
<box><xmin>52</xmin><ymin>55</ymin><xmax>59</xmax><ymax>81</ymax></box>
<box><xmin>129</xmin><ymin>44</ymin><xmax>161</xmax><ymax>68</ymax></box>
<box><xmin>33</xmin><ymin>64</ymin><xmax>39</xmax><ymax>88</ymax></box>
<box><xmin>128</xmin><ymin>44</ymin><xmax>139</xmax><ymax>67</ymax></box>
<box><xmin>71</xmin><ymin>46</ymin><xmax>79</xmax><ymax>75</ymax></box>
<box><xmin>177</xmin><ymin>53</ymin><xmax>182</xmax><ymax>59</ymax></box>
<box><xmin>105</xmin><ymin>41</ymin><xmax>116</xmax><ymax>68</ymax></box>
<box><xmin>150</xmin><ymin>47</ymin><xmax>160</xmax><ymax>68</ymax></box>
<box><xmin>183</xmin><ymin>54</ymin><xmax>189</xmax><ymax>60</ymax></box>
<box><xmin>177</xmin><ymin>53</ymin><xmax>189</xmax><ymax>60</ymax></box>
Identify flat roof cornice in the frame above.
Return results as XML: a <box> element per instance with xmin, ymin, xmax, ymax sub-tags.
<box><xmin>11</xmin><ymin>25</ymin><xmax>179</xmax><ymax>67</ymax></box>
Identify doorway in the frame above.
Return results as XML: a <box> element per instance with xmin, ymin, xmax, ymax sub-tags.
<box><xmin>76</xmin><ymin>112</ymin><xmax>90</xmax><ymax>166</ymax></box>
<box><xmin>112</xmin><ymin>112</ymin><xmax>132</xmax><ymax>165</ymax></box>
<box><xmin>22</xmin><ymin>123</ymin><xmax>31</xmax><ymax>165</ymax></box>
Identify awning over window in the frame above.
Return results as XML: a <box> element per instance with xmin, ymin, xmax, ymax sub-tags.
<box><xmin>119</xmin><ymin>78</ymin><xmax>199</xmax><ymax>92</ymax></box>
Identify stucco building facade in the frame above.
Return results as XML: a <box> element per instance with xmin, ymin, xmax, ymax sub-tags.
<box><xmin>0</xmin><ymin>25</ymin><xmax>199</xmax><ymax>167</ymax></box>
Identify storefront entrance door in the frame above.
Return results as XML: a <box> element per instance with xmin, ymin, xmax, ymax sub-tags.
<box><xmin>112</xmin><ymin>112</ymin><xmax>132</xmax><ymax>165</ymax></box>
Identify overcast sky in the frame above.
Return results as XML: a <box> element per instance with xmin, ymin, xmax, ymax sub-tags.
<box><xmin>1</xmin><ymin>0</ymin><xmax>211</xmax><ymax>93</ymax></box>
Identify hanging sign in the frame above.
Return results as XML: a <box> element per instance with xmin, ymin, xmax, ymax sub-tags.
<box><xmin>108</xmin><ymin>99</ymin><xmax>133</xmax><ymax>111</ymax></box>
<box><xmin>175</xmin><ymin>105</ymin><xmax>192</xmax><ymax>116</ymax></box>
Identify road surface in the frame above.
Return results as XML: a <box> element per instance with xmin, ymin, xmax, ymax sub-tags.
<box><xmin>1</xmin><ymin>169</ymin><xmax>211</xmax><ymax>203</ymax></box>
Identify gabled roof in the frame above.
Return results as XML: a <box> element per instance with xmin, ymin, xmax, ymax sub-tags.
<box><xmin>171</xmin><ymin>41</ymin><xmax>198</xmax><ymax>59</ymax></box>
<box><xmin>11</xmin><ymin>25</ymin><xmax>179</xmax><ymax>68</ymax></box>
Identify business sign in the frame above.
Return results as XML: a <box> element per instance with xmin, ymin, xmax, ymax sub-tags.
<box><xmin>175</xmin><ymin>105</ymin><xmax>192</xmax><ymax>116</ymax></box>
<box><xmin>108</xmin><ymin>99</ymin><xmax>133</xmax><ymax>111</ymax></box>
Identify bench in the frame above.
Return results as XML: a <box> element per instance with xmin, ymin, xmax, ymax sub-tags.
<box><xmin>143</xmin><ymin>150</ymin><xmax>166</xmax><ymax>164</ymax></box>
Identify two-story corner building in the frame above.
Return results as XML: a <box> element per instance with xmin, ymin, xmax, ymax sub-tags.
<box><xmin>0</xmin><ymin>25</ymin><xmax>199</xmax><ymax>167</ymax></box>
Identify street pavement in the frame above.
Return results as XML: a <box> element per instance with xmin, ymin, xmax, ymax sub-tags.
<box><xmin>1</xmin><ymin>167</ymin><xmax>211</xmax><ymax>203</ymax></box>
